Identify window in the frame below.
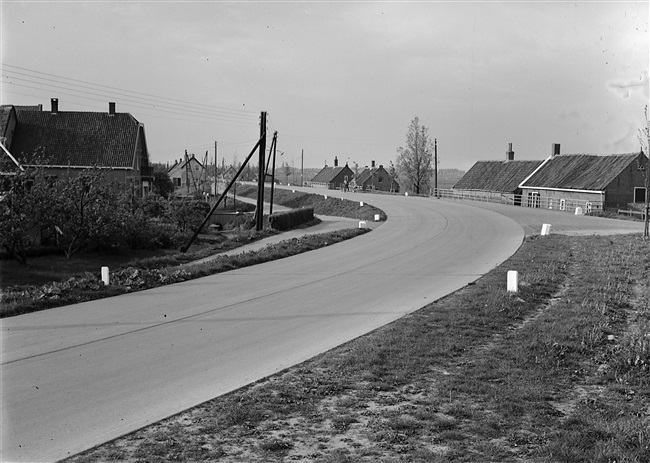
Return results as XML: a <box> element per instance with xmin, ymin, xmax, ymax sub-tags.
<box><xmin>527</xmin><ymin>191</ymin><xmax>540</xmax><ymax>208</ymax></box>
<box><xmin>378</xmin><ymin>176</ymin><xmax>383</xmax><ymax>183</ymax></box>
<box><xmin>586</xmin><ymin>201</ymin><xmax>592</xmax><ymax>213</ymax></box>
<box><xmin>635</xmin><ymin>187</ymin><xmax>647</xmax><ymax>203</ymax></box>
<box><xmin>174</xmin><ymin>177</ymin><xmax>181</xmax><ymax>187</ymax></box>
<box><xmin>547</xmin><ymin>199</ymin><xmax>553</xmax><ymax>209</ymax></box>
<box><xmin>560</xmin><ymin>199</ymin><xmax>566</xmax><ymax>211</ymax></box>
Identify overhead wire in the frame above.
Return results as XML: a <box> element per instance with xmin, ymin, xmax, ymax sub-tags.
<box><xmin>2</xmin><ymin>63</ymin><xmax>258</xmax><ymax>119</ymax></box>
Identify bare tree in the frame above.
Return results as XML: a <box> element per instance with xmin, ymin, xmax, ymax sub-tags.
<box><xmin>396</xmin><ymin>117</ymin><xmax>434</xmax><ymax>195</ymax></box>
<box><xmin>638</xmin><ymin>105</ymin><xmax>650</xmax><ymax>239</ymax></box>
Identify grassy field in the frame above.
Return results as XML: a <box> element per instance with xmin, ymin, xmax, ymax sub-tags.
<box><xmin>64</xmin><ymin>233</ymin><xmax>650</xmax><ymax>462</ymax></box>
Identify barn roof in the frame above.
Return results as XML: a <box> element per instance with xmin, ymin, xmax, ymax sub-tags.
<box><xmin>8</xmin><ymin>107</ymin><xmax>144</xmax><ymax>168</ymax></box>
<box><xmin>521</xmin><ymin>153</ymin><xmax>642</xmax><ymax>191</ymax></box>
<box><xmin>453</xmin><ymin>160</ymin><xmax>543</xmax><ymax>192</ymax></box>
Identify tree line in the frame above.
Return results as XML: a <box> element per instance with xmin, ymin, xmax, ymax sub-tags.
<box><xmin>0</xmin><ymin>165</ymin><xmax>209</xmax><ymax>263</ymax></box>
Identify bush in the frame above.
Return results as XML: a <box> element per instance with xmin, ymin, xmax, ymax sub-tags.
<box><xmin>268</xmin><ymin>207</ymin><xmax>315</xmax><ymax>231</ymax></box>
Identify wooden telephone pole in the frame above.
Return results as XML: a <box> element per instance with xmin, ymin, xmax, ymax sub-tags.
<box><xmin>255</xmin><ymin>111</ymin><xmax>267</xmax><ymax>231</ymax></box>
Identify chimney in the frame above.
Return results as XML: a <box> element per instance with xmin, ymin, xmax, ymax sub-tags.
<box><xmin>51</xmin><ymin>98</ymin><xmax>59</xmax><ymax>114</ymax></box>
<box><xmin>334</xmin><ymin>156</ymin><xmax>338</xmax><ymax>167</ymax></box>
<box><xmin>506</xmin><ymin>143</ymin><xmax>514</xmax><ymax>161</ymax></box>
<box><xmin>552</xmin><ymin>143</ymin><xmax>561</xmax><ymax>157</ymax></box>
<box><xmin>109</xmin><ymin>102</ymin><xmax>116</xmax><ymax>115</ymax></box>
<box><xmin>371</xmin><ymin>160</ymin><xmax>376</xmax><ymax>168</ymax></box>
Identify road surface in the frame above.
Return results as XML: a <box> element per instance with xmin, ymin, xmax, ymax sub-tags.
<box><xmin>1</xmin><ymin>191</ymin><xmax>642</xmax><ymax>462</ymax></box>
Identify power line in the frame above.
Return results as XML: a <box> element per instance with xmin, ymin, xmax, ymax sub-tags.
<box><xmin>2</xmin><ymin>81</ymin><xmax>257</xmax><ymax>128</ymax></box>
<box><xmin>2</xmin><ymin>63</ymin><xmax>257</xmax><ymax>118</ymax></box>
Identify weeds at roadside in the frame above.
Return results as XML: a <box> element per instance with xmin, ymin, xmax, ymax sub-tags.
<box><xmin>62</xmin><ymin>234</ymin><xmax>650</xmax><ymax>462</ymax></box>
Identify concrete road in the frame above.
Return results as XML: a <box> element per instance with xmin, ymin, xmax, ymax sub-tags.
<box><xmin>1</xmin><ymin>192</ymin><xmax>640</xmax><ymax>462</ymax></box>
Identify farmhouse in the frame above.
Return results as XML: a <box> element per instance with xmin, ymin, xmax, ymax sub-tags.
<box><xmin>519</xmin><ymin>150</ymin><xmax>647</xmax><ymax>212</ymax></box>
<box><xmin>453</xmin><ymin>143</ymin><xmax>648</xmax><ymax>212</ymax></box>
<box><xmin>452</xmin><ymin>144</ymin><xmax>543</xmax><ymax>205</ymax></box>
<box><xmin>355</xmin><ymin>161</ymin><xmax>399</xmax><ymax>192</ymax></box>
<box><xmin>0</xmin><ymin>98</ymin><xmax>152</xmax><ymax>196</ymax></box>
<box><xmin>309</xmin><ymin>156</ymin><xmax>355</xmax><ymax>190</ymax></box>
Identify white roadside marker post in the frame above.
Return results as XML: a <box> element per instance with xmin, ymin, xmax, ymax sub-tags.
<box><xmin>101</xmin><ymin>267</ymin><xmax>110</xmax><ymax>286</ymax></box>
<box><xmin>541</xmin><ymin>224</ymin><xmax>552</xmax><ymax>236</ymax></box>
<box><xmin>359</xmin><ymin>221</ymin><xmax>367</xmax><ymax>228</ymax></box>
<box><xmin>507</xmin><ymin>270</ymin><xmax>518</xmax><ymax>293</ymax></box>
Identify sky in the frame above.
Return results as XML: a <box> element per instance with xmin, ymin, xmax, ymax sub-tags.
<box><xmin>1</xmin><ymin>1</ymin><xmax>648</xmax><ymax>172</ymax></box>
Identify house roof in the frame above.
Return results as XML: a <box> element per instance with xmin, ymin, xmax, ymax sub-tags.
<box><xmin>521</xmin><ymin>153</ymin><xmax>642</xmax><ymax>191</ymax></box>
<box><xmin>355</xmin><ymin>167</ymin><xmax>375</xmax><ymax>185</ymax></box>
<box><xmin>8</xmin><ymin>106</ymin><xmax>144</xmax><ymax>168</ymax></box>
<box><xmin>453</xmin><ymin>160</ymin><xmax>543</xmax><ymax>192</ymax></box>
<box><xmin>0</xmin><ymin>106</ymin><xmax>15</xmax><ymax>140</ymax></box>
<box><xmin>168</xmin><ymin>154</ymin><xmax>204</xmax><ymax>174</ymax></box>
<box><xmin>311</xmin><ymin>165</ymin><xmax>352</xmax><ymax>183</ymax></box>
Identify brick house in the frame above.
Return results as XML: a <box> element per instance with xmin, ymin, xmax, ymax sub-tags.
<box><xmin>309</xmin><ymin>156</ymin><xmax>355</xmax><ymax>190</ymax></box>
<box><xmin>355</xmin><ymin>161</ymin><xmax>399</xmax><ymax>192</ymax></box>
<box><xmin>0</xmin><ymin>98</ymin><xmax>152</xmax><ymax>196</ymax></box>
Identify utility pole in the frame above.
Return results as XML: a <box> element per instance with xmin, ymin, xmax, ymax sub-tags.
<box><xmin>270</xmin><ymin>132</ymin><xmax>278</xmax><ymax>215</ymax></box>
<box><xmin>214</xmin><ymin>141</ymin><xmax>218</xmax><ymax>199</ymax></box>
<box><xmin>184</xmin><ymin>150</ymin><xmax>190</xmax><ymax>196</ymax></box>
<box><xmin>255</xmin><ymin>111</ymin><xmax>267</xmax><ymax>231</ymax></box>
<box><xmin>434</xmin><ymin>138</ymin><xmax>438</xmax><ymax>198</ymax></box>
<box><xmin>301</xmin><ymin>149</ymin><xmax>304</xmax><ymax>187</ymax></box>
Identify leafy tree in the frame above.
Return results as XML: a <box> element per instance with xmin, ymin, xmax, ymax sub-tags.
<box><xmin>152</xmin><ymin>167</ymin><xmax>174</xmax><ymax>199</ymax></box>
<box><xmin>52</xmin><ymin>170</ymin><xmax>126</xmax><ymax>258</ymax></box>
<box><xmin>396</xmin><ymin>116</ymin><xmax>434</xmax><ymax>195</ymax></box>
<box><xmin>0</xmin><ymin>165</ymin><xmax>57</xmax><ymax>263</ymax></box>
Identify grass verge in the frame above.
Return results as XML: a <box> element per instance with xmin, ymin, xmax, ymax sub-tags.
<box><xmin>236</xmin><ymin>185</ymin><xmax>388</xmax><ymax>222</ymax></box>
<box><xmin>63</xmin><ymin>234</ymin><xmax>650</xmax><ymax>462</ymax></box>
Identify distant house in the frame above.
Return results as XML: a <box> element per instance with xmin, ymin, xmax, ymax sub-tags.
<box><xmin>453</xmin><ymin>144</ymin><xmax>543</xmax><ymax>205</ymax></box>
<box><xmin>168</xmin><ymin>152</ymin><xmax>209</xmax><ymax>197</ymax></box>
<box><xmin>0</xmin><ymin>98</ymin><xmax>152</xmax><ymax>196</ymax></box>
<box><xmin>519</xmin><ymin>150</ymin><xmax>647</xmax><ymax>212</ymax></box>
<box><xmin>309</xmin><ymin>156</ymin><xmax>355</xmax><ymax>190</ymax></box>
<box><xmin>355</xmin><ymin>161</ymin><xmax>399</xmax><ymax>192</ymax></box>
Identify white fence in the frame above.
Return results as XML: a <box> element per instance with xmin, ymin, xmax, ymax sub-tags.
<box><xmin>434</xmin><ymin>189</ymin><xmax>604</xmax><ymax>214</ymax></box>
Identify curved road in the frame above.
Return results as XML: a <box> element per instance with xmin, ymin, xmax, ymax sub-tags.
<box><xmin>1</xmin><ymin>192</ymin><xmax>641</xmax><ymax>462</ymax></box>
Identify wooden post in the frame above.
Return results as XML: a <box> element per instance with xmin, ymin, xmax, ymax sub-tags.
<box><xmin>255</xmin><ymin>111</ymin><xmax>267</xmax><ymax>231</ymax></box>
<box><xmin>270</xmin><ymin>132</ymin><xmax>278</xmax><ymax>215</ymax></box>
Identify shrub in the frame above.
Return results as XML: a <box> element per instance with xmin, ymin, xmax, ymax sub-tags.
<box><xmin>268</xmin><ymin>207</ymin><xmax>315</xmax><ymax>231</ymax></box>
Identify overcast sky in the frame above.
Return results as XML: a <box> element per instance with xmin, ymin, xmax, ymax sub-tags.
<box><xmin>1</xmin><ymin>1</ymin><xmax>648</xmax><ymax>171</ymax></box>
